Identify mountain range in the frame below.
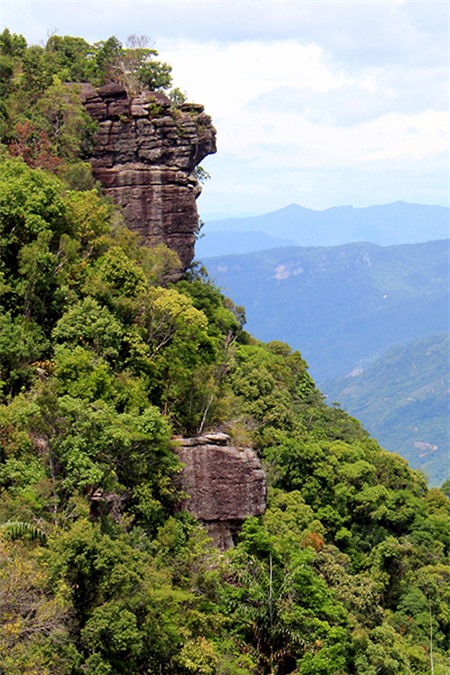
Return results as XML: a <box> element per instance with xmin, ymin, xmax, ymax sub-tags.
<box><xmin>202</xmin><ymin>238</ymin><xmax>448</xmax><ymax>382</ymax></box>
<box><xmin>197</xmin><ymin>201</ymin><xmax>449</xmax><ymax>256</ymax></box>
<box><xmin>200</xmin><ymin>230</ymin><xmax>449</xmax><ymax>485</ymax></box>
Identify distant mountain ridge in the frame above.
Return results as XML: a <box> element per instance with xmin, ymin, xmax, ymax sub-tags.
<box><xmin>197</xmin><ymin>201</ymin><xmax>449</xmax><ymax>256</ymax></box>
<box><xmin>323</xmin><ymin>334</ymin><xmax>449</xmax><ymax>486</ymax></box>
<box><xmin>203</xmin><ymin>238</ymin><xmax>449</xmax><ymax>383</ymax></box>
<box><xmin>202</xmin><ymin>238</ymin><xmax>449</xmax><ymax>484</ymax></box>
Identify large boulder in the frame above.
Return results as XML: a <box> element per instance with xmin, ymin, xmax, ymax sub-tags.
<box><xmin>176</xmin><ymin>433</ymin><xmax>266</xmax><ymax>549</ymax></box>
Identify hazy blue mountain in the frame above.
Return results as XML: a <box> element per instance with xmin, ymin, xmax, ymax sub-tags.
<box><xmin>202</xmin><ymin>239</ymin><xmax>449</xmax><ymax>384</ymax></box>
<box><xmin>197</xmin><ymin>201</ymin><xmax>449</xmax><ymax>255</ymax></box>
<box><xmin>322</xmin><ymin>334</ymin><xmax>449</xmax><ymax>486</ymax></box>
<box><xmin>202</xmin><ymin>239</ymin><xmax>449</xmax><ymax>484</ymax></box>
<box><xmin>196</xmin><ymin>230</ymin><xmax>295</xmax><ymax>256</ymax></box>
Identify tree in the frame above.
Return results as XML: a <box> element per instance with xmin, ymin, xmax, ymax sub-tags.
<box><xmin>104</xmin><ymin>34</ymin><xmax>172</xmax><ymax>95</ymax></box>
<box><xmin>20</xmin><ymin>45</ymin><xmax>54</xmax><ymax>101</ymax></box>
<box><xmin>224</xmin><ymin>520</ymin><xmax>350</xmax><ymax>675</ymax></box>
<box><xmin>44</xmin><ymin>34</ymin><xmax>94</xmax><ymax>82</ymax></box>
<box><xmin>0</xmin><ymin>30</ymin><xmax>27</xmax><ymax>120</ymax></box>
<box><xmin>46</xmin><ymin>518</ymin><xmax>192</xmax><ymax>672</ymax></box>
<box><xmin>0</xmin><ymin>29</ymin><xmax>26</xmax><ymax>58</ymax></box>
<box><xmin>37</xmin><ymin>80</ymin><xmax>97</xmax><ymax>161</ymax></box>
<box><xmin>0</xmin><ymin>157</ymin><xmax>68</xmax><ymax>325</ymax></box>
<box><xmin>137</xmin><ymin>286</ymin><xmax>209</xmax><ymax>358</ymax></box>
<box><xmin>7</xmin><ymin>120</ymin><xmax>61</xmax><ymax>172</ymax></box>
<box><xmin>93</xmin><ymin>36</ymin><xmax>123</xmax><ymax>85</ymax></box>
<box><xmin>0</xmin><ymin>157</ymin><xmax>66</xmax><ymax>250</ymax></box>
<box><xmin>0</xmin><ymin>536</ymin><xmax>70</xmax><ymax>673</ymax></box>
<box><xmin>82</xmin><ymin>246</ymin><xmax>148</xmax><ymax>322</ymax></box>
<box><xmin>52</xmin><ymin>297</ymin><xmax>124</xmax><ymax>363</ymax></box>
<box><xmin>0</xmin><ymin>313</ymin><xmax>48</xmax><ymax>398</ymax></box>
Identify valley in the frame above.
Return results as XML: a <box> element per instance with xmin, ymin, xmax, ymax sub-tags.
<box><xmin>201</xmin><ymin>237</ymin><xmax>449</xmax><ymax>484</ymax></box>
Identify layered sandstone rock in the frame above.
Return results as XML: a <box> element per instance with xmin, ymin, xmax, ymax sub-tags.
<box><xmin>81</xmin><ymin>83</ymin><xmax>216</xmax><ymax>272</ymax></box>
<box><xmin>176</xmin><ymin>433</ymin><xmax>266</xmax><ymax>549</ymax></box>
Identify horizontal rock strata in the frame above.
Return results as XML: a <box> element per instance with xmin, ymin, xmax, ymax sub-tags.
<box><xmin>81</xmin><ymin>83</ymin><xmax>216</xmax><ymax>272</ymax></box>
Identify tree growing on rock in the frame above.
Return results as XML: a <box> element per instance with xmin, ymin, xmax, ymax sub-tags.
<box><xmin>101</xmin><ymin>34</ymin><xmax>172</xmax><ymax>95</ymax></box>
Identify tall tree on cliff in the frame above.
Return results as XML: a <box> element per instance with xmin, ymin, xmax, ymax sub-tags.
<box><xmin>103</xmin><ymin>34</ymin><xmax>172</xmax><ymax>95</ymax></box>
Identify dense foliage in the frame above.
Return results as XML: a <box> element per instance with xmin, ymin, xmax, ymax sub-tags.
<box><xmin>0</xmin><ymin>29</ymin><xmax>173</xmax><ymax>178</ymax></box>
<box><xmin>0</xmin><ymin>29</ymin><xmax>449</xmax><ymax>674</ymax></box>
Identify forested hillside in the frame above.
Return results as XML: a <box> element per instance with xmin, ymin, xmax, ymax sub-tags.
<box><xmin>323</xmin><ymin>334</ymin><xmax>449</xmax><ymax>487</ymax></box>
<box><xmin>0</xmin><ymin>30</ymin><xmax>449</xmax><ymax>675</ymax></box>
<box><xmin>202</xmin><ymin>240</ymin><xmax>449</xmax><ymax>383</ymax></box>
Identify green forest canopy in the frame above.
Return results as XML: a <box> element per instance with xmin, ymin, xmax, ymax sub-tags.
<box><xmin>0</xmin><ymin>29</ymin><xmax>449</xmax><ymax>675</ymax></box>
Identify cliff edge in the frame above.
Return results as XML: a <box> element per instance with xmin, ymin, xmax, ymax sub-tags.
<box><xmin>81</xmin><ymin>83</ymin><xmax>217</xmax><ymax>272</ymax></box>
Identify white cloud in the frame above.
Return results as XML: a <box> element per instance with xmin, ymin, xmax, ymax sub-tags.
<box><xmin>359</xmin><ymin>111</ymin><xmax>448</xmax><ymax>162</ymax></box>
<box><xmin>162</xmin><ymin>40</ymin><xmax>342</xmax><ymax>110</ymax></box>
<box><xmin>246</xmin><ymin>65</ymin><xmax>448</xmax><ymax>127</ymax></box>
<box><xmin>212</xmin><ymin>107</ymin><xmax>448</xmax><ymax>168</ymax></box>
<box><xmin>4</xmin><ymin>0</ymin><xmax>448</xmax><ymax>67</ymax></box>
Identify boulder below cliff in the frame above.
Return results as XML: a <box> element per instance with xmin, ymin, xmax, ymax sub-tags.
<box><xmin>81</xmin><ymin>83</ymin><xmax>216</xmax><ymax>274</ymax></box>
<box><xmin>176</xmin><ymin>433</ymin><xmax>266</xmax><ymax>549</ymax></box>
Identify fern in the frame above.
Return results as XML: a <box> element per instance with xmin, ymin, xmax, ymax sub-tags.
<box><xmin>1</xmin><ymin>520</ymin><xmax>47</xmax><ymax>543</ymax></box>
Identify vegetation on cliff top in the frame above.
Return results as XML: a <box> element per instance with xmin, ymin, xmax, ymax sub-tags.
<box><xmin>0</xmin><ymin>29</ymin><xmax>449</xmax><ymax>674</ymax></box>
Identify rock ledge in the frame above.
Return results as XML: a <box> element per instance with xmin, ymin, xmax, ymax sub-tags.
<box><xmin>81</xmin><ymin>83</ymin><xmax>217</xmax><ymax>273</ymax></box>
<box><xmin>175</xmin><ymin>433</ymin><xmax>266</xmax><ymax>549</ymax></box>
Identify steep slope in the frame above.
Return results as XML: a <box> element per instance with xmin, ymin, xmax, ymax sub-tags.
<box><xmin>1</xmin><ymin>31</ymin><xmax>449</xmax><ymax>675</ymax></box>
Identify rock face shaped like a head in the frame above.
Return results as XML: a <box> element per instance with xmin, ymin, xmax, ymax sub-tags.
<box><xmin>81</xmin><ymin>83</ymin><xmax>217</xmax><ymax>274</ymax></box>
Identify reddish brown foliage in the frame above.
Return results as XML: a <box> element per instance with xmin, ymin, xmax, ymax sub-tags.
<box><xmin>7</xmin><ymin>120</ymin><xmax>61</xmax><ymax>172</ymax></box>
<box><xmin>301</xmin><ymin>531</ymin><xmax>325</xmax><ymax>552</ymax></box>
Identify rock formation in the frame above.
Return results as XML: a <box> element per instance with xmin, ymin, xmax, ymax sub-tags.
<box><xmin>81</xmin><ymin>83</ymin><xmax>217</xmax><ymax>272</ymax></box>
<box><xmin>176</xmin><ymin>433</ymin><xmax>266</xmax><ymax>549</ymax></box>
<box><xmin>81</xmin><ymin>87</ymin><xmax>265</xmax><ymax>541</ymax></box>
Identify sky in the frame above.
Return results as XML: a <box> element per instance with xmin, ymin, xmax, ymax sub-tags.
<box><xmin>1</xmin><ymin>0</ymin><xmax>449</xmax><ymax>219</ymax></box>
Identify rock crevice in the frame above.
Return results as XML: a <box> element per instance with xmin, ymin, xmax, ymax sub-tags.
<box><xmin>81</xmin><ymin>83</ymin><xmax>217</xmax><ymax>272</ymax></box>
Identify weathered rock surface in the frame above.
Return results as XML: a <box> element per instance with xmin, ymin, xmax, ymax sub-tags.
<box><xmin>81</xmin><ymin>83</ymin><xmax>216</xmax><ymax>272</ymax></box>
<box><xmin>176</xmin><ymin>433</ymin><xmax>266</xmax><ymax>549</ymax></box>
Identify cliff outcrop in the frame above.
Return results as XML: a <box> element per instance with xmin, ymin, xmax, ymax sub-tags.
<box><xmin>176</xmin><ymin>433</ymin><xmax>266</xmax><ymax>549</ymax></box>
<box><xmin>81</xmin><ymin>86</ymin><xmax>266</xmax><ymax>543</ymax></box>
<box><xmin>81</xmin><ymin>83</ymin><xmax>216</xmax><ymax>272</ymax></box>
